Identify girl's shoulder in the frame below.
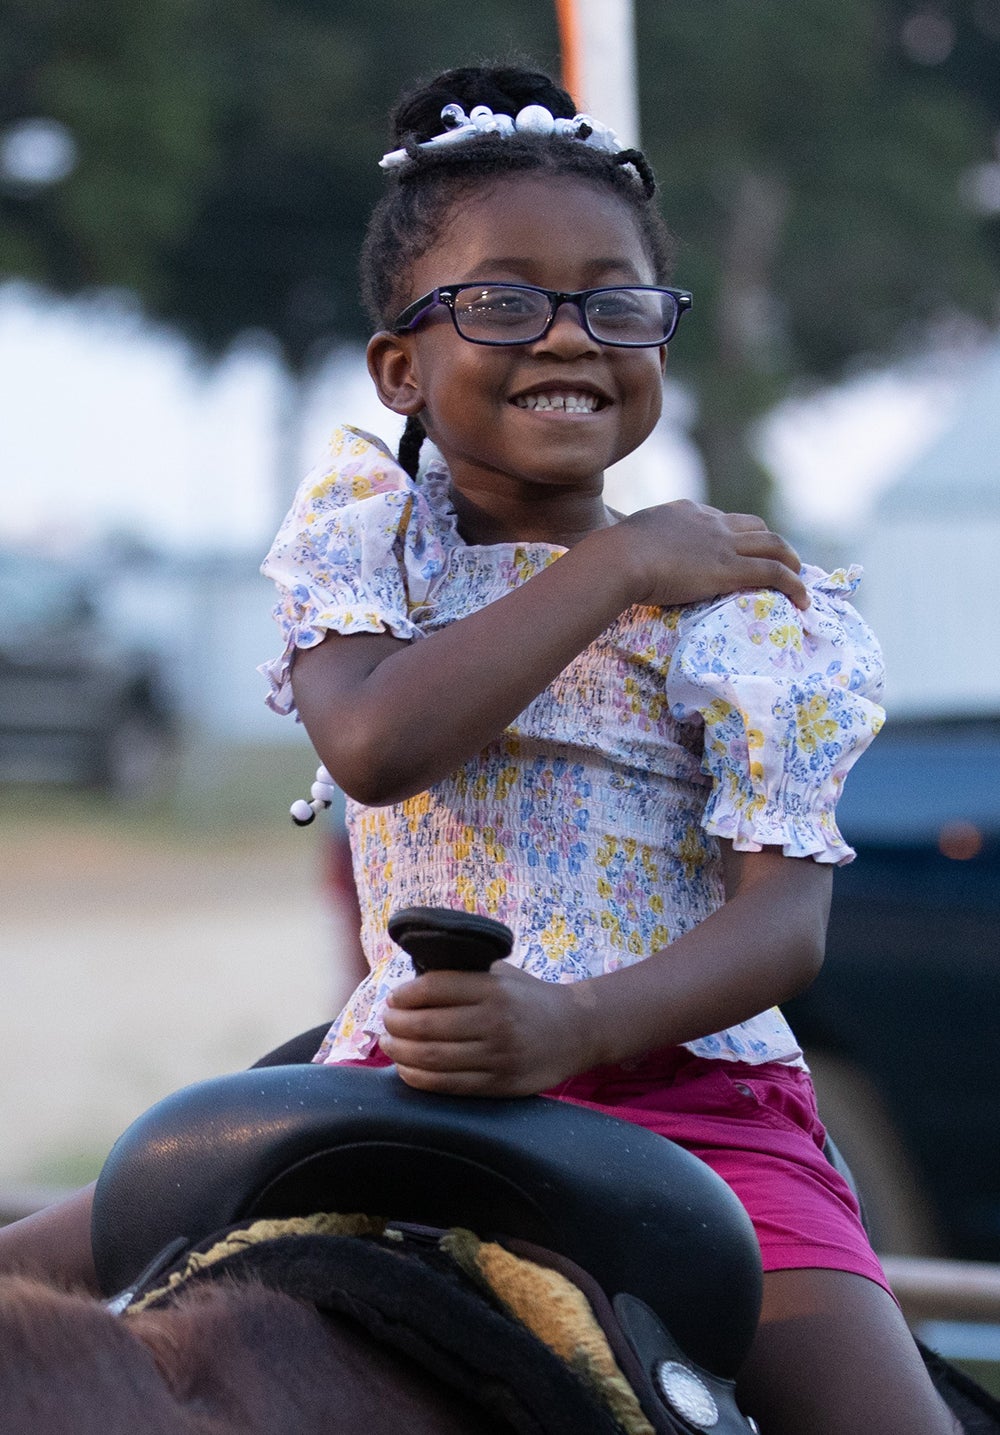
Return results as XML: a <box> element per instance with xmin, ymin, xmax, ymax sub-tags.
<box><xmin>674</xmin><ymin>563</ymin><xmax>882</xmax><ymax>679</ymax></box>
<box><xmin>292</xmin><ymin>424</ymin><xmax>456</xmax><ymax>527</ymax></box>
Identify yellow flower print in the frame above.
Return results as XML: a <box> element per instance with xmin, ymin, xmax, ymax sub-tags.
<box><xmin>482</xmin><ymin>826</ymin><xmax>507</xmax><ymax>865</ymax></box>
<box><xmin>650</xmin><ymin>922</ymin><xmax>670</xmax><ymax>950</ymax></box>
<box><xmin>455</xmin><ymin>877</ymin><xmax>479</xmax><ymax>913</ymax></box>
<box><xmin>753</xmin><ymin>593</ymin><xmax>778</xmax><ymax>620</ymax></box>
<box><xmin>348</xmin><ymin>474</ymin><xmax>378</xmax><ymax>501</ymax></box>
<box><xmin>599</xmin><ymin>911</ymin><xmax>624</xmax><ymax>949</ymax></box>
<box><xmin>539</xmin><ymin>915</ymin><xmax>578</xmax><ymax>962</ymax></box>
<box><xmin>796</xmin><ymin>695</ymin><xmax>839</xmax><ymax>753</ymax></box>
<box><xmin>512</xmin><ymin>547</ymin><xmax>536</xmax><ymax>583</ymax></box>
<box><xmin>483</xmin><ymin>879</ymin><xmax>506</xmax><ymax>914</ymax></box>
<box><xmin>453</xmin><ymin>825</ymin><xmax>477</xmax><ymax>863</ymax></box>
<box><xmin>401</xmin><ymin>790</ymin><xmax>431</xmax><ymax>835</ymax></box>
<box><xmin>768</xmin><ymin>624</ymin><xmax>803</xmax><ymax>653</ymax></box>
<box><xmin>703</xmin><ymin>698</ymin><xmax>734</xmax><ymax>727</ymax></box>
<box><xmin>494</xmin><ymin>765</ymin><xmax>518</xmax><ymax>802</ymax></box>
<box><xmin>677</xmin><ymin>824</ymin><xmax>706</xmax><ymax>880</ymax></box>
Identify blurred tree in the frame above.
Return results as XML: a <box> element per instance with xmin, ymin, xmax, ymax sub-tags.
<box><xmin>0</xmin><ymin>0</ymin><xmax>215</xmax><ymax>297</ymax></box>
<box><xmin>637</xmin><ymin>0</ymin><xmax>1000</xmax><ymax>513</ymax></box>
<box><xmin>0</xmin><ymin>0</ymin><xmax>558</xmax><ymax>364</ymax></box>
<box><xmin>1</xmin><ymin>0</ymin><xmax>998</xmax><ymax>513</ymax></box>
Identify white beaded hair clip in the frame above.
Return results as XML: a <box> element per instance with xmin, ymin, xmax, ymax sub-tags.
<box><xmin>290</xmin><ymin>763</ymin><xmax>337</xmax><ymax>827</ymax></box>
<box><xmin>379</xmin><ymin>102</ymin><xmax>621</xmax><ymax>171</ymax></box>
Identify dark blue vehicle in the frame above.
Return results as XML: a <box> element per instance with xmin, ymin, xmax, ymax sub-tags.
<box><xmin>785</xmin><ymin>717</ymin><xmax>1000</xmax><ymax>1261</ymax></box>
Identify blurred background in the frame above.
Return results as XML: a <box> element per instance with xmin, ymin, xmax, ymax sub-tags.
<box><xmin>1</xmin><ymin>0</ymin><xmax>999</xmax><ymax>1369</ymax></box>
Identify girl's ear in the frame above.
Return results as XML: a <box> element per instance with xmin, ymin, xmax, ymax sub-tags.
<box><xmin>367</xmin><ymin>331</ymin><xmax>425</xmax><ymax>416</ymax></box>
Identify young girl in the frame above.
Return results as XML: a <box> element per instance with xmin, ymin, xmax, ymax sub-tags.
<box><xmin>255</xmin><ymin>62</ymin><xmax>960</xmax><ymax>1435</ymax></box>
<box><xmin>0</xmin><ymin>61</ymin><xmax>958</xmax><ymax>1435</ymax></box>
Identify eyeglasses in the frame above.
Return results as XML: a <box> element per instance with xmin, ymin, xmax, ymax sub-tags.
<box><xmin>390</xmin><ymin>283</ymin><xmax>692</xmax><ymax>348</ymax></box>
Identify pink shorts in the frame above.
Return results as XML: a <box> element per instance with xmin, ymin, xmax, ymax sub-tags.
<box><xmin>345</xmin><ymin>1045</ymin><xmax>891</xmax><ymax>1296</ymax></box>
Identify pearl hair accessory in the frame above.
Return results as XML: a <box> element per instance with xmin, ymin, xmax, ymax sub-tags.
<box><xmin>290</xmin><ymin>763</ymin><xmax>337</xmax><ymax>826</ymax></box>
<box><xmin>378</xmin><ymin>102</ymin><xmax>621</xmax><ymax>170</ymax></box>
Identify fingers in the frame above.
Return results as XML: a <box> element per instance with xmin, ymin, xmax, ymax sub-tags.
<box><xmin>722</xmin><ymin>511</ymin><xmax>770</xmax><ymax>533</ymax></box>
<box><xmin>393</xmin><ymin>1063</ymin><xmax>517</xmax><ymax>1096</ymax></box>
<box><xmin>380</xmin><ymin>1031</ymin><xmax>485</xmax><ymax>1073</ymax></box>
<box><xmin>731</xmin><ymin>525</ymin><xmax>801</xmax><ymax>569</ymax></box>
<box><xmin>386</xmin><ymin>971</ymin><xmax>485</xmax><ymax>1008</ymax></box>
<box><xmin>758</xmin><ymin>560</ymin><xmax>810</xmax><ymax>611</ymax></box>
<box><xmin>728</xmin><ymin>530</ymin><xmax>810</xmax><ymax>610</ymax></box>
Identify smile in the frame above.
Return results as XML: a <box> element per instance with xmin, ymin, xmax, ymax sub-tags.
<box><xmin>511</xmin><ymin>391</ymin><xmax>602</xmax><ymax>413</ymax></box>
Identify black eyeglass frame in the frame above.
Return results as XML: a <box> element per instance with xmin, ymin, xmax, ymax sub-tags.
<box><xmin>389</xmin><ymin>282</ymin><xmax>693</xmax><ymax>348</ymax></box>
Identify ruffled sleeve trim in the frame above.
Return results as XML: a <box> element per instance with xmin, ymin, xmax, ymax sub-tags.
<box><xmin>666</xmin><ymin>565</ymin><xmax>886</xmax><ymax>865</ymax></box>
<box><xmin>259</xmin><ymin>426</ymin><xmax>455</xmax><ymax>715</ymax></box>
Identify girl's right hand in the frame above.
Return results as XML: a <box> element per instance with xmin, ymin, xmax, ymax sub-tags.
<box><xmin>614</xmin><ymin>501</ymin><xmax>809</xmax><ymax>611</ymax></box>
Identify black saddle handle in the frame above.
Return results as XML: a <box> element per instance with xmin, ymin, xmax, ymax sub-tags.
<box><xmin>91</xmin><ymin>1062</ymin><xmax>762</xmax><ymax>1377</ymax></box>
<box><xmin>388</xmin><ymin>906</ymin><xmax>513</xmax><ymax>974</ymax></box>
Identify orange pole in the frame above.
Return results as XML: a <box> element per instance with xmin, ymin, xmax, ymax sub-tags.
<box><xmin>554</xmin><ymin>0</ymin><xmax>583</xmax><ymax>107</ymax></box>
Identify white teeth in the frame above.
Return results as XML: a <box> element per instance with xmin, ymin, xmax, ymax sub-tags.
<box><xmin>513</xmin><ymin>392</ymin><xmax>599</xmax><ymax>412</ymax></box>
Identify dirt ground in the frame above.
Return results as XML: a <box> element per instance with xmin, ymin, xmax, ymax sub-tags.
<box><xmin>0</xmin><ymin>809</ymin><xmax>359</xmax><ymax>1189</ymax></box>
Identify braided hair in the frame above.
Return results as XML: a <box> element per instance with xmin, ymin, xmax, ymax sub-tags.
<box><xmin>361</xmin><ymin>64</ymin><xmax>676</xmax><ymax>478</ymax></box>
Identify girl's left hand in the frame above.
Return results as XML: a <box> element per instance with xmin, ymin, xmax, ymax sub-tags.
<box><xmin>380</xmin><ymin>963</ymin><xmax>589</xmax><ymax>1096</ymax></box>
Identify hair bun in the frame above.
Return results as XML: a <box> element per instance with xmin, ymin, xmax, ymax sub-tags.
<box><xmin>391</xmin><ymin>64</ymin><xmax>576</xmax><ymax>146</ymax></box>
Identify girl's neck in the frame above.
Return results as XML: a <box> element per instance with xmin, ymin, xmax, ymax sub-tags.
<box><xmin>447</xmin><ymin>482</ymin><xmax>618</xmax><ymax>549</ymax></box>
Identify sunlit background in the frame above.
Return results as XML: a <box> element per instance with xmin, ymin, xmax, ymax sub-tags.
<box><xmin>1</xmin><ymin>0</ymin><xmax>999</xmax><ymax>1370</ymax></box>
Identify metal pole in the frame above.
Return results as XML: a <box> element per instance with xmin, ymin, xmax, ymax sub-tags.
<box><xmin>555</xmin><ymin>0</ymin><xmax>640</xmax><ymax>149</ymax></box>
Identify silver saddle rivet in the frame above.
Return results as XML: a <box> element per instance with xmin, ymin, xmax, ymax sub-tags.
<box><xmin>654</xmin><ymin>1360</ymin><xmax>720</xmax><ymax>1428</ymax></box>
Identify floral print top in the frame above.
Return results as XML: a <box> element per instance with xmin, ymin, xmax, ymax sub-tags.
<box><xmin>261</xmin><ymin>426</ymin><xmax>885</xmax><ymax>1067</ymax></box>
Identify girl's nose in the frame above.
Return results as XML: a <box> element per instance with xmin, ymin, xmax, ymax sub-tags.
<box><xmin>533</xmin><ymin>299</ymin><xmax>600</xmax><ymax>354</ymax></box>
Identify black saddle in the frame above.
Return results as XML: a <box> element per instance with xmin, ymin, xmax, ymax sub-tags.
<box><xmin>92</xmin><ymin>1060</ymin><xmax>765</xmax><ymax>1431</ymax></box>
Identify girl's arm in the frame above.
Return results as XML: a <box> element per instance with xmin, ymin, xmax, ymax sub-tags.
<box><xmin>380</xmin><ymin>845</ymin><xmax>832</xmax><ymax>1095</ymax></box>
<box><xmin>291</xmin><ymin>505</ymin><xmax>807</xmax><ymax>806</ymax></box>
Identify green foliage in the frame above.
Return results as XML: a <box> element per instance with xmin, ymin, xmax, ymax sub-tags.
<box><xmin>0</xmin><ymin>0</ymin><xmax>215</xmax><ymax>294</ymax></box>
<box><xmin>636</xmin><ymin>0</ymin><xmax>999</xmax><ymax>504</ymax></box>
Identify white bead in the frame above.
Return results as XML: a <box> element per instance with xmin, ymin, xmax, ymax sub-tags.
<box><xmin>440</xmin><ymin>103</ymin><xmax>467</xmax><ymax>129</ymax></box>
<box><xmin>515</xmin><ymin>104</ymin><xmax>556</xmax><ymax>135</ymax></box>
<box><xmin>316</xmin><ymin>764</ymin><xmax>334</xmax><ymax>784</ymax></box>
<box><xmin>290</xmin><ymin>799</ymin><xmax>315</xmax><ymax>825</ymax></box>
<box><xmin>469</xmin><ymin>105</ymin><xmax>495</xmax><ymax>128</ymax></box>
<box><xmin>310</xmin><ymin>781</ymin><xmax>335</xmax><ymax>804</ymax></box>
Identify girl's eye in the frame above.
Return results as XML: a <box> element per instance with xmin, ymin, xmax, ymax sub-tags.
<box><xmin>457</xmin><ymin>288</ymin><xmax>544</xmax><ymax>325</ymax></box>
<box><xmin>588</xmin><ymin>291</ymin><xmax>646</xmax><ymax>323</ymax></box>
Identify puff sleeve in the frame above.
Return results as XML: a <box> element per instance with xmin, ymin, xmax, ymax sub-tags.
<box><xmin>666</xmin><ymin>566</ymin><xmax>885</xmax><ymax>865</ymax></box>
<box><xmin>259</xmin><ymin>426</ymin><xmax>451</xmax><ymax>715</ymax></box>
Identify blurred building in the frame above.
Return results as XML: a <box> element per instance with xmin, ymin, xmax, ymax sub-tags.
<box><xmin>859</xmin><ymin>337</ymin><xmax>1000</xmax><ymax>717</ymax></box>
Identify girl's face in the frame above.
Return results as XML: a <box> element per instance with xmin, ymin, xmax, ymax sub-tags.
<box><xmin>368</xmin><ymin>173</ymin><xmax>667</xmax><ymax>512</ymax></box>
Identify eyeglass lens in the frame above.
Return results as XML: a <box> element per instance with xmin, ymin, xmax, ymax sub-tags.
<box><xmin>451</xmin><ymin>286</ymin><xmax>677</xmax><ymax>345</ymax></box>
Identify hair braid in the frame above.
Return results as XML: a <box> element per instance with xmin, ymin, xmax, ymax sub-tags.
<box><xmin>397</xmin><ymin>414</ymin><xmax>427</xmax><ymax>480</ymax></box>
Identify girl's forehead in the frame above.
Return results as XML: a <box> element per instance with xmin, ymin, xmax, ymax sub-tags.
<box><xmin>420</xmin><ymin>172</ymin><xmax>655</xmax><ymax>283</ymax></box>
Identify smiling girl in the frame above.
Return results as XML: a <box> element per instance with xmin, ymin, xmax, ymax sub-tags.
<box><xmin>255</xmin><ymin>63</ymin><xmax>959</xmax><ymax>1435</ymax></box>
